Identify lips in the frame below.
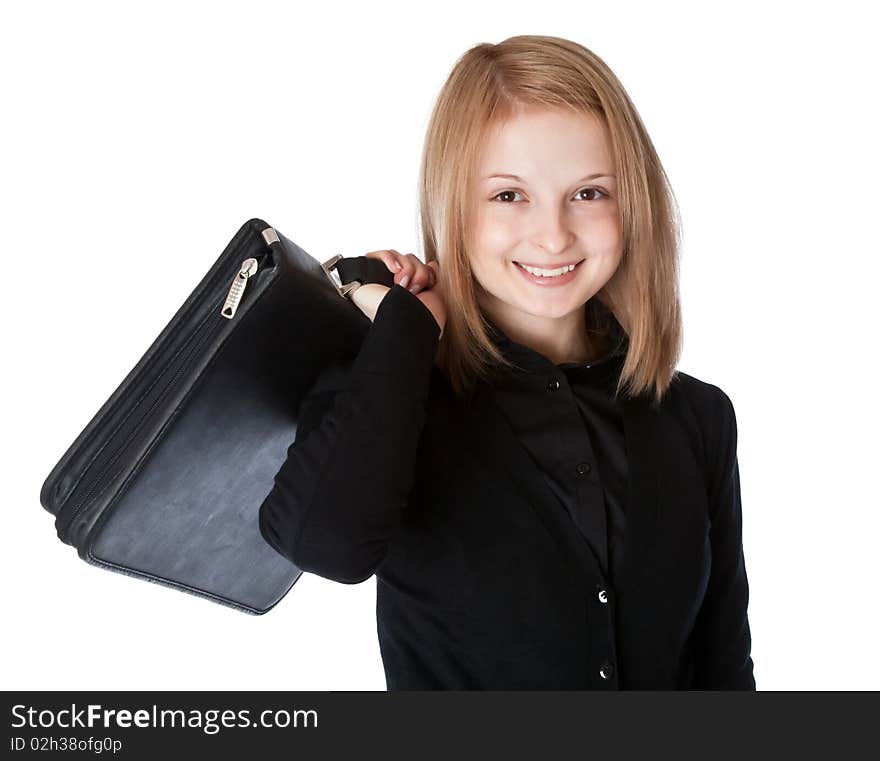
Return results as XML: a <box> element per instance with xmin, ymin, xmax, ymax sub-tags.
<box><xmin>512</xmin><ymin>257</ymin><xmax>584</xmax><ymax>287</ymax></box>
<box><xmin>513</xmin><ymin>258</ymin><xmax>585</xmax><ymax>269</ymax></box>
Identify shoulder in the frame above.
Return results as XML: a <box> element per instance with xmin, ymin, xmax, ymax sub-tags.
<box><xmin>665</xmin><ymin>369</ymin><xmax>739</xmax><ymax>501</ymax></box>
<box><xmin>666</xmin><ymin>369</ymin><xmax>736</xmax><ymax>431</ymax></box>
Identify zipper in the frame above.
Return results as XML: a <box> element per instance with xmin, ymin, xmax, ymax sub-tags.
<box><xmin>57</xmin><ymin>236</ymin><xmax>275</xmax><ymax>544</ymax></box>
<box><xmin>221</xmin><ymin>257</ymin><xmax>259</xmax><ymax>319</ymax></box>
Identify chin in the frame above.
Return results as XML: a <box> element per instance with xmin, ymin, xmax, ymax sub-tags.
<box><xmin>513</xmin><ymin>293</ymin><xmax>586</xmax><ymax>320</ymax></box>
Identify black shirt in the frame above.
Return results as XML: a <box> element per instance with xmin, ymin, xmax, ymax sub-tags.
<box><xmin>485</xmin><ymin>311</ymin><xmax>629</xmax><ymax>589</ymax></box>
<box><xmin>258</xmin><ymin>284</ymin><xmax>756</xmax><ymax>690</ymax></box>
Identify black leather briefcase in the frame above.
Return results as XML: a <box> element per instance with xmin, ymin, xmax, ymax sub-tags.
<box><xmin>39</xmin><ymin>218</ymin><xmax>394</xmax><ymax>614</ymax></box>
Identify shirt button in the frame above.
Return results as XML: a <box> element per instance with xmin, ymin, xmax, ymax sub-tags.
<box><xmin>547</xmin><ymin>378</ymin><xmax>560</xmax><ymax>391</ymax></box>
<box><xmin>599</xmin><ymin>660</ymin><xmax>615</xmax><ymax>680</ymax></box>
<box><xmin>576</xmin><ymin>462</ymin><xmax>591</xmax><ymax>475</ymax></box>
<box><xmin>597</xmin><ymin>588</ymin><xmax>608</xmax><ymax>604</ymax></box>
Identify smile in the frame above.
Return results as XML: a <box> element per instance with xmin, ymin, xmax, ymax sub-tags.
<box><xmin>512</xmin><ymin>258</ymin><xmax>585</xmax><ymax>287</ymax></box>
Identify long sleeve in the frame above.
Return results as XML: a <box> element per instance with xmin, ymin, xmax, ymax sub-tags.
<box><xmin>692</xmin><ymin>388</ymin><xmax>757</xmax><ymax>689</ymax></box>
<box><xmin>258</xmin><ymin>284</ymin><xmax>441</xmax><ymax>584</ymax></box>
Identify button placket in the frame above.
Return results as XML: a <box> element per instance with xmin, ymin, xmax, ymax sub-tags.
<box><xmin>543</xmin><ymin>364</ymin><xmax>618</xmax><ymax>688</ymax></box>
<box><xmin>548</xmin><ymin>375</ymin><xmax>595</xmax><ymax>482</ymax></box>
<box><xmin>588</xmin><ymin>583</ymin><xmax>616</xmax><ymax>687</ymax></box>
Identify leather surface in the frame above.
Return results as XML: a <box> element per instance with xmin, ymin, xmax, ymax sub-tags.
<box><xmin>40</xmin><ymin>219</ymin><xmax>372</xmax><ymax>614</ymax></box>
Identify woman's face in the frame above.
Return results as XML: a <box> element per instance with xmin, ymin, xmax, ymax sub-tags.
<box><xmin>467</xmin><ymin>106</ymin><xmax>623</xmax><ymax>336</ymax></box>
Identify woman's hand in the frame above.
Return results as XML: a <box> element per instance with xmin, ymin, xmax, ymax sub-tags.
<box><xmin>350</xmin><ymin>250</ymin><xmax>447</xmax><ymax>338</ymax></box>
<box><xmin>366</xmin><ymin>249</ymin><xmax>436</xmax><ymax>294</ymax></box>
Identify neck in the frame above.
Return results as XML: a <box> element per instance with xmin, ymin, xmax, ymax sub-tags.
<box><xmin>483</xmin><ymin>300</ymin><xmax>609</xmax><ymax>366</ymax></box>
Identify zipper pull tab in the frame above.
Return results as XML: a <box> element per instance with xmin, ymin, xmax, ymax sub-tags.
<box><xmin>221</xmin><ymin>257</ymin><xmax>259</xmax><ymax>319</ymax></box>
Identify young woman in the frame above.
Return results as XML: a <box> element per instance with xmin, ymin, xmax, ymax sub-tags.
<box><xmin>259</xmin><ymin>35</ymin><xmax>756</xmax><ymax>690</ymax></box>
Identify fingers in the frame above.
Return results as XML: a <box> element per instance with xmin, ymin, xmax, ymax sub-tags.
<box><xmin>364</xmin><ymin>250</ymin><xmax>436</xmax><ymax>295</ymax></box>
<box><xmin>364</xmin><ymin>249</ymin><xmax>403</xmax><ymax>276</ymax></box>
<box><xmin>423</xmin><ymin>259</ymin><xmax>440</xmax><ymax>293</ymax></box>
<box><xmin>401</xmin><ymin>253</ymin><xmax>435</xmax><ymax>294</ymax></box>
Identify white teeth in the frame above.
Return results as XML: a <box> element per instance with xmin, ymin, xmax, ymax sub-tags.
<box><xmin>515</xmin><ymin>261</ymin><xmax>577</xmax><ymax>277</ymax></box>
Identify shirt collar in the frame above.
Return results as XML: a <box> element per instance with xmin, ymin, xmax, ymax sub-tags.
<box><xmin>484</xmin><ymin>304</ymin><xmax>629</xmax><ymax>377</ymax></box>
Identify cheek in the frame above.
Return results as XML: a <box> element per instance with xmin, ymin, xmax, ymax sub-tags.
<box><xmin>575</xmin><ymin>206</ymin><xmax>620</xmax><ymax>243</ymax></box>
<box><xmin>472</xmin><ymin>210</ymin><xmax>521</xmax><ymax>255</ymax></box>
<box><xmin>468</xmin><ymin>228</ymin><xmax>520</xmax><ymax>291</ymax></box>
<box><xmin>468</xmin><ymin>254</ymin><xmax>507</xmax><ymax>298</ymax></box>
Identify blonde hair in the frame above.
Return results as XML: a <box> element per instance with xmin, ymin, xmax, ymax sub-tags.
<box><xmin>417</xmin><ymin>35</ymin><xmax>683</xmax><ymax>404</ymax></box>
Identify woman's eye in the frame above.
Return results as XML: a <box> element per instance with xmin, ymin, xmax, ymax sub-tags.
<box><xmin>575</xmin><ymin>187</ymin><xmax>607</xmax><ymax>201</ymax></box>
<box><xmin>491</xmin><ymin>187</ymin><xmax>607</xmax><ymax>203</ymax></box>
<box><xmin>492</xmin><ymin>190</ymin><xmax>522</xmax><ymax>203</ymax></box>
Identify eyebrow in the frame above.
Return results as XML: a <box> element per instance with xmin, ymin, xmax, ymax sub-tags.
<box><xmin>483</xmin><ymin>172</ymin><xmax>616</xmax><ymax>182</ymax></box>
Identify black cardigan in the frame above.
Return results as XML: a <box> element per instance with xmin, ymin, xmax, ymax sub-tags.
<box><xmin>258</xmin><ymin>284</ymin><xmax>756</xmax><ymax>690</ymax></box>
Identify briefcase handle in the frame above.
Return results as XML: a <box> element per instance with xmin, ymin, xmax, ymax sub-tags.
<box><xmin>321</xmin><ymin>254</ymin><xmax>396</xmax><ymax>299</ymax></box>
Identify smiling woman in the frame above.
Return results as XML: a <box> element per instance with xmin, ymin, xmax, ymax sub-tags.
<box><xmin>467</xmin><ymin>106</ymin><xmax>624</xmax><ymax>366</ymax></box>
<box><xmin>259</xmin><ymin>33</ymin><xmax>755</xmax><ymax>691</ymax></box>
<box><xmin>418</xmin><ymin>42</ymin><xmax>683</xmax><ymax>402</ymax></box>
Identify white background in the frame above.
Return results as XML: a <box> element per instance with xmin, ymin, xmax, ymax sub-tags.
<box><xmin>2</xmin><ymin>0</ymin><xmax>878</xmax><ymax>691</ymax></box>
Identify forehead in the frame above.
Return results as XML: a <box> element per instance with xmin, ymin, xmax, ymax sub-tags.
<box><xmin>477</xmin><ymin>107</ymin><xmax>614</xmax><ymax>175</ymax></box>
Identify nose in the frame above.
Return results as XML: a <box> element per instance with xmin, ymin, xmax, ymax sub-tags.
<box><xmin>530</xmin><ymin>205</ymin><xmax>575</xmax><ymax>255</ymax></box>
